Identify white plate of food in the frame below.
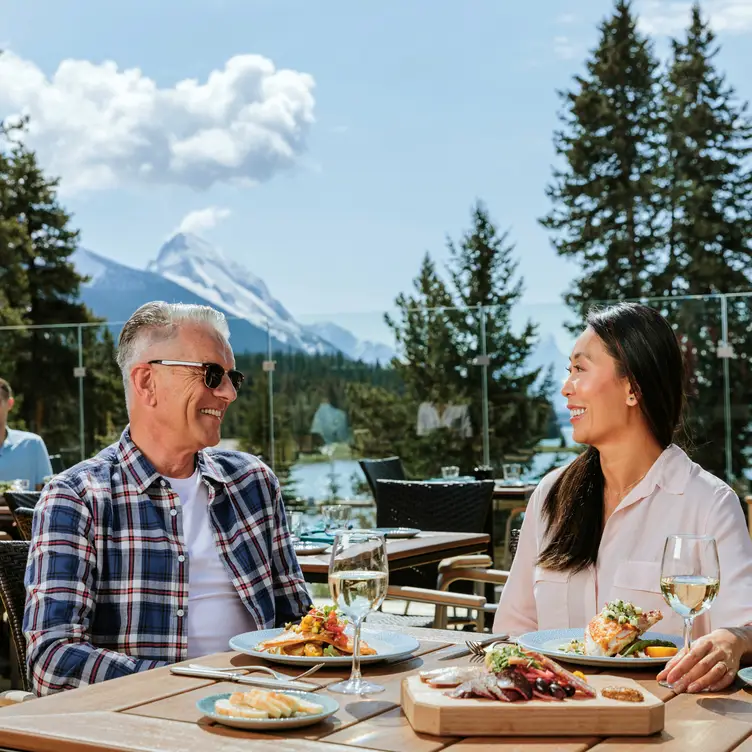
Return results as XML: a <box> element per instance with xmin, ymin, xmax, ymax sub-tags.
<box><xmin>197</xmin><ymin>689</ymin><xmax>338</xmax><ymax>730</ymax></box>
<box><xmin>516</xmin><ymin>599</ymin><xmax>681</xmax><ymax>667</ymax></box>
<box><xmin>230</xmin><ymin>605</ymin><xmax>420</xmax><ymax>666</ymax></box>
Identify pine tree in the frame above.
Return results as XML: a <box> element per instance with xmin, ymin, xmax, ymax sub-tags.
<box><xmin>82</xmin><ymin>326</ymin><xmax>128</xmax><ymax>453</ymax></box>
<box><xmin>539</xmin><ymin>1</ymin><xmax>752</xmax><ymax>483</ymax></box>
<box><xmin>0</xmin><ymin>122</ymin><xmax>31</xmax><ymax>372</ymax></box>
<box><xmin>656</xmin><ymin>3</ymin><xmax>752</xmax><ymax>295</ymax></box>
<box><xmin>0</xmin><ymin>119</ymin><xmax>124</xmax><ymax>457</ymax></box>
<box><xmin>0</xmin><ymin>129</ymin><xmax>89</xmax><ymax>446</ymax></box>
<box><xmin>656</xmin><ymin>4</ymin><xmax>752</xmax><ymax>479</ymax></box>
<box><xmin>540</xmin><ymin>0</ymin><xmax>662</xmax><ymax>326</ymax></box>
<box><xmin>384</xmin><ymin>201</ymin><xmax>551</xmax><ymax>476</ymax></box>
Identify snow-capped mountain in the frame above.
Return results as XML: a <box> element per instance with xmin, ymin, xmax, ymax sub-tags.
<box><xmin>73</xmin><ymin>247</ymin><xmax>287</xmax><ymax>353</ymax></box>
<box><xmin>147</xmin><ymin>233</ymin><xmax>333</xmax><ymax>354</ymax></box>
<box><xmin>305</xmin><ymin>321</ymin><xmax>396</xmax><ymax>365</ymax></box>
<box><xmin>72</xmin><ymin>235</ymin><xmax>394</xmax><ymax>359</ymax></box>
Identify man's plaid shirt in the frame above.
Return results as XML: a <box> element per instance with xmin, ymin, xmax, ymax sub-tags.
<box><xmin>23</xmin><ymin>427</ymin><xmax>312</xmax><ymax>696</ymax></box>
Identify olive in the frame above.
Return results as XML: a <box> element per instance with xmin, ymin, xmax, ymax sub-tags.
<box><xmin>563</xmin><ymin>684</ymin><xmax>576</xmax><ymax>697</ymax></box>
<box><xmin>534</xmin><ymin>678</ymin><xmax>550</xmax><ymax>693</ymax></box>
<box><xmin>549</xmin><ymin>682</ymin><xmax>567</xmax><ymax>700</ymax></box>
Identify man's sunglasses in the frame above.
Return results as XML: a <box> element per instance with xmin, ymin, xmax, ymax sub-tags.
<box><xmin>148</xmin><ymin>360</ymin><xmax>245</xmax><ymax>391</ymax></box>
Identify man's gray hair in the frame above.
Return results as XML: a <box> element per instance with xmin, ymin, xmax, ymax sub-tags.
<box><xmin>116</xmin><ymin>301</ymin><xmax>231</xmax><ymax>409</ymax></box>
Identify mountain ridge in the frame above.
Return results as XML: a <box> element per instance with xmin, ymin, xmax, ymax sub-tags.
<box><xmin>72</xmin><ymin>236</ymin><xmax>394</xmax><ymax>362</ymax></box>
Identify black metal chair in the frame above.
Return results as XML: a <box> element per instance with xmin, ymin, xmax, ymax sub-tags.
<box><xmin>374</xmin><ymin>479</ymin><xmax>495</xmax><ymax>546</ymax></box>
<box><xmin>11</xmin><ymin>507</ymin><xmax>34</xmax><ymax>542</ymax></box>
<box><xmin>375</xmin><ymin>478</ymin><xmax>495</xmax><ymax>577</ymax></box>
<box><xmin>49</xmin><ymin>454</ymin><xmax>65</xmax><ymax>475</ymax></box>
<box><xmin>0</xmin><ymin>541</ymin><xmax>31</xmax><ymax>691</ymax></box>
<box><xmin>4</xmin><ymin>492</ymin><xmax>40</xmax><ymax>514</ymax></box>
<box><xmin>366</xmin><ymin>479</ymin><xmax>495</xmax><ymax>628</ymax></box>
<box><xmin>358</xmin><ymin>457</ymin><xmax>406</xmax><ymax>505</ymax></box>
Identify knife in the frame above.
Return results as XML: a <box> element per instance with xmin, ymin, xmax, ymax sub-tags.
<box><xmin>436</xmin><ymin>634</ymin><xmax>510</xmax><ymax>661</ymax></box>
<box><xmin>169</xmin><ymin>666</ymin><xmax>321</xmax><ymax>692</ymax></box>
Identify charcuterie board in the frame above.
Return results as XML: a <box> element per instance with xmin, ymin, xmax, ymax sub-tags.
<box><xmin>401</xmin><ymin>674</ymin><xmax>664</xmax><ymax>737</ymax></box>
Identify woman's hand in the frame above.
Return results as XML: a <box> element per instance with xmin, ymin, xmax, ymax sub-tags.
<box><xmin>656</xmin><ymin>628</ymin><xmax>745</xmax><ymax>693</ymax></box>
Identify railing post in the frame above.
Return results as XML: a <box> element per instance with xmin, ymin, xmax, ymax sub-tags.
<box><xmin>479</xmin><ymin>305</ymin><xmax>490</xmax><ymax>467</ymax></box>
<box><xmin>76</xmin><ymin>325</ymin><xmax>86</xmax><ymax>462</ymax></box>
<box><xmin>719</xmin><ymin>295</ymin><xmax>733</xmax><ymax>484</ymax></box>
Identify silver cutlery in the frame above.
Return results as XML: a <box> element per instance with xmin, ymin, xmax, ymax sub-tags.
<box><xmin>186</xmin><ymin>662</ymin><xmax>324</xmax><ymax>682</ymax></box>
<box><xmin>437</xmin><ymin>633</ymin><xmax>510</xmax><ymax>661</ymax></box>
<box><xmin>169</xmin><ymin>665</ymin><xmax>323</xmax><ymax>692</ymax></box>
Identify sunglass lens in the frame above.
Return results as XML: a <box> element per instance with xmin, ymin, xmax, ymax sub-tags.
<box><xmin>204</xmin><ymin>364</ymin><xmax>224</xmax><ymax>389</ymax></box>
<box><xmin>229</xmin><ymin>371</ymin><xmax>244</xmax><ymax>390</ymax></box>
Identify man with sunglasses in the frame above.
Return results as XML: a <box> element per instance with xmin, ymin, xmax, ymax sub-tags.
<box><xmin>23</xmin><ymin>301</ymin><xmax>312</xmax><ymax>695</ymax></box>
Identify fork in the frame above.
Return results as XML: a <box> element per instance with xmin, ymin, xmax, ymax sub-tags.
<box><xmin>187</xmin><ymin>662</ymin><xmax>324</xmax><ymax>682</ymax></box>
<box><xmin>467</xmin><ymin>639</ymin><xmax>514</xmax><ymax>663</ymax></box>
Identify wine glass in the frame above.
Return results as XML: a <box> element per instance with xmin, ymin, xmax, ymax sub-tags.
<box><xmin>327</xmin><ymin>530</ymin><xmax>388</xmax><ymax>695</ymax></box>
<box><xmin>288</xmin><ymin>511</ymin><xmax>305</xmax><ymax>543</ymax></box>
<box><xmin>322</xmin><ymin>504</ymin><xmax>351</xmax><ymax>533</ymax></box>
<box><xmin>658</xmin><ymin>534</ymin><xmax>720</xmax><ymax>688</ymax></box>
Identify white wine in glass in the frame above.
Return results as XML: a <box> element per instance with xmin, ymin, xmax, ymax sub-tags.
<box><xmin>658</xmin><ymin>534</ymin><xmax>720</xmax><ymax>688</ymax></box>
<box><xmin>327</xmin><ymin>530</ymin><xmax>388</xmax><ymax>695</ymax></box>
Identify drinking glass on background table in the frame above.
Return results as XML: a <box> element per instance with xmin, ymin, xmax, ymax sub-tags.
<box><xmin>328</xmin><ymin>530</ymin><xmax>388</xmax><ymax>695</ymax></box>
<box><xmin>658</xmin><ymin>534</ymin><xmax>720</xmax><ymax>688</ymax></box>
<box><xmin>441</xmin><ymin>465</ymin><xmax>460</xmax><ymax>479</ymax></box>
<box><xmin>502</xmin><ymin>463</ymin><xmax>522</xmax><ymax>485</ymax></box>
<box><xmin>322</xmin><ymin>504</ymin><xmax>351</xmax><ymax>533</ymax></box>
<box><xmin>288</xmin><ymin>511</ymin><xmax>305</xmax><ymax>542</ymax></box>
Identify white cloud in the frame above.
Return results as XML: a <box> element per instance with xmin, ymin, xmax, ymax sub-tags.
<box><xmin>637</xmin><ymin>0</ymin><xmax>752</xmax><ymax>35</ymax></box>
<box><xmin>556</xmin><ymin>13</ymin><xmax>577</xmax><ymax>24</ymax></box>
<box><xmin>176</xmin><ymin>206</ymin><xmax>231</xmax><ymax>235</ymax></box>
<box><xmin>553</xmin><ymin>35</ymin><xmax>578</xmax><ymax>60</ymax></box>
<box><xmin>0</xmin><ymin>51</ymin><xmax>316</xmax><ymax>193</ymax></box>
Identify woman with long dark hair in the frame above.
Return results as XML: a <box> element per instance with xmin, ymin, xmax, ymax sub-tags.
<box><xmin>494</xmin><ymin>302</ymin><xmax>752</xmax><ymax>693</ymax></box>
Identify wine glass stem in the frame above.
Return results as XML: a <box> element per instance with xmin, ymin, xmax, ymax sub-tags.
<box><xmin>349</xmin><ymin>617</ymin><xmax>363</xmax><ymax>684</ymax></box>
<box><xmin>683</xmin><ymin>616</ymin><xmax>694</xmax><ymax>654</ymax></box>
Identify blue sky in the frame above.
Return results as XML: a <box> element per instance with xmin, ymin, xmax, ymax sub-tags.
<box><xmin>2</xmin><ymin>0</ymin><xmax>752</xmax><ymax>349</ymax></box>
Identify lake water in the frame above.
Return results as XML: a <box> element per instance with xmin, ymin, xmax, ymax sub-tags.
<box><xmin>289</xmin><ymin>439</ymin><xmax>579</xmax><ymax>502</ymax></box>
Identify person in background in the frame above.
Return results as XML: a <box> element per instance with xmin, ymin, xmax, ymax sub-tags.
<box><xmin>23</xmin><ymin>302</ymin><xmax>312</xmax><ymax>696</ymax></box>
<box><xmin>0</xmin><ymin>379</ymin><xmax>53</xmax><ymax>491</ymax></box>
<box><xmin>494</xmin><ymin>302</ymin><xmax>752</xmax><ymax>694</ymax></box>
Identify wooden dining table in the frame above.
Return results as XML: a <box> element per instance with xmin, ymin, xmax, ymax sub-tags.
<box><xmin>297</xmin><ymin>531</ymin><xmax>490</xmax><ymax>583</ymax></box>
<box><xmin>0</xmin><ymin>626</ymin><xmax>750</xmax><ymax>752</ymax></box>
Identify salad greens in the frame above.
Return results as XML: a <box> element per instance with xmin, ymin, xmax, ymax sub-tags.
<box><xmin>601</xmin><ymin>599</ymin><xmax>643</xmax><ymax>627</ymax></box>
<box><xmin>484</xmin><ymin>644</ymin><xmax>541</xmax><ymax>673</ymax></box>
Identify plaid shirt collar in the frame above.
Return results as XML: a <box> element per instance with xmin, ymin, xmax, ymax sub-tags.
<box><xmin>115</xmin><ymin>426</ymin><xmax>227</xmax><ymax>493</ymax></box>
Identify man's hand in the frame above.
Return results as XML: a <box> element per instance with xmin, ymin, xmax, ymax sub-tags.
<box><xmin>656</xmin><ymin>628</ymin><xmax>745</xmax><ymax>693</ymax></box>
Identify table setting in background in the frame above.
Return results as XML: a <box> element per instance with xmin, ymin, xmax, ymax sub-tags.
<box><xmin>290</xmin><ymin>504</ymin><xmax>421</xmax><ymax>557</ymax></box>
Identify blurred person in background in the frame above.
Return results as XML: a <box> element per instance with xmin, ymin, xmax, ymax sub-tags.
<box><xmin>0</xmin><ymin>378</ymin><xmax>53</xmax><ymax>491</ymax></box>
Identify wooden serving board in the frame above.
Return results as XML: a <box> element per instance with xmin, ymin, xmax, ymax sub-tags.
<box><xmin>401</xmin><ymin>674</ymin><xmax>664</xmax><ymax>737</ymax></box>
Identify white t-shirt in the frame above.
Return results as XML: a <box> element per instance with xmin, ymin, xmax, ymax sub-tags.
<box><xmin>165</xmin><ymin>470</ymin><xmax>255</xmax><ymax>659</ymax></box>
